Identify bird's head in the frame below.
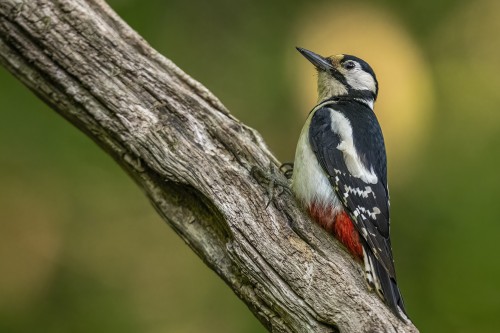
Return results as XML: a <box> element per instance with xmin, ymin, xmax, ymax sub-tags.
<box><xmin>297</xmin><ymin>47</ymin><xmax>378</xmax><ymax>105</ymax></box>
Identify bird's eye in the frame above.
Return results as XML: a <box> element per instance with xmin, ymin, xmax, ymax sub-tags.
<box><xmin>343</xmin><ymin>61</ymin><xmax>356</xmax><ymax>70</ymax></box>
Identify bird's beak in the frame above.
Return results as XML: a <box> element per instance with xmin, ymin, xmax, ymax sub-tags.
<box><xmin>296</xmin><ymin>47</ymin><xmax>333</xmax><ymax>71</ymax></box>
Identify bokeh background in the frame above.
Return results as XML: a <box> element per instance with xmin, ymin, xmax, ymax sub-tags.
<box><xmin>1</xmin><ymin>0</ymin><xmax>499</xmax><ymax>332</ymax></box>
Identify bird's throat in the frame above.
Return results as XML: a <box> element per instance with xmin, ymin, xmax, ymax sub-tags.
<box><xmin>317</xmin><ymin>71</ymin><xmax>348</xmax><ymax>103</ymax></box>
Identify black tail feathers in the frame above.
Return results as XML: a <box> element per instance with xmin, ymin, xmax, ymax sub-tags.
<box><xmin>369</xmin><ymin>250</ymin><xmax>409</xmax><ymax>321</ymax></box>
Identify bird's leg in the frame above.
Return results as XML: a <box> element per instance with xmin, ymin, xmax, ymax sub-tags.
<box><xmin>251</xmin><ymin>162</ymin><xmax>292</xmax><ymax>208</ymax></box>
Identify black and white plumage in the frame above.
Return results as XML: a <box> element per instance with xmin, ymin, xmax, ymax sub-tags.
<box><xmin>291</xmin><ymin>47</ymin><xmax>408</xmax><ymax>320</ymax></box>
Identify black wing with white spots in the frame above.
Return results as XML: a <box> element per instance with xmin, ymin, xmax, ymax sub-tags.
<box><xmin>308</xmin><ymin>102</ymin><xmax>395</xmax><ymax>277</ymax></box>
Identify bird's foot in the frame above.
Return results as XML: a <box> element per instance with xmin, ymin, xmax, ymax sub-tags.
<box><xmin>279</xmin><ymin>162</ymin><xmax>294</xmax><ymax>179</ymax></box>
<box><xmin>251</xmin><ymin>162</ymin><xmax>292</xmax><ymax>208</ymax></box>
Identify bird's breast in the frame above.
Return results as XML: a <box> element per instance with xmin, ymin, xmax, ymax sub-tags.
<box><xmin>291</xmin><ymin>115</ymin><xmax>341</xmax><ymax>211</ymax></box>
<box><xmin>291</xmin><ymin>108</ymin><xmax>363</xmax><ymax>261</ymax></box>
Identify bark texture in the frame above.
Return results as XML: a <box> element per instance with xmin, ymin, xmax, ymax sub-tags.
<box><xmin>0</xmin><ymin>1</ymin><xmax>419</xmax><ymax>332</ymax></box>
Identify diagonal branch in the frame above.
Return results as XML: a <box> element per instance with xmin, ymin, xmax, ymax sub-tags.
<box><xmin>0</xmin><ymin>1</ymin><xmax>418</xmax><ymax>332</ymax></box>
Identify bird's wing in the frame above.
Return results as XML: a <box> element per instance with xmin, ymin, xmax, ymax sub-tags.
<box><xmin>309</xmin><ymin>106</ymin><xmax>395</xmax><ymax>277</ymax></box>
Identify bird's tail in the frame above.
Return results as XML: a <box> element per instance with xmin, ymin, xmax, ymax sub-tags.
<box><xmin>364</xmin><ymin>248</ymin><xmax>409</xmax><ymax>322</ymax></box>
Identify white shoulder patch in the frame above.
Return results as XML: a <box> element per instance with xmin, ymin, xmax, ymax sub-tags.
<box><xmin>354</xmin><ymin>98</ymin><xmax>374</xmax><ymax>109</ymax></box>
<box><xmin>329</xmin><ymin>109</ymin><xmax>378</xmax><ymax>184</ymax></box>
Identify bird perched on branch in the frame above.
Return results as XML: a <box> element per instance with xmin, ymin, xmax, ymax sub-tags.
<box><xmin>291</xmin><ymin>47</ymin><xmax>408</xmax><ymax>320</ymax></box>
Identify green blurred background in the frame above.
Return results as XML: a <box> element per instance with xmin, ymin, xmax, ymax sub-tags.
<box><xmin>1</xmin><ymin>0</ymin><xmax>499</xmax><ymax>332</ymax></box>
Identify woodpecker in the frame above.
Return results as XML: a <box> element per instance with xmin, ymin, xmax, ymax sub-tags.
<box><xmin>292</xmin><ymin>47</ymin><xmax>408</xmax><ymax>320</ymax></box>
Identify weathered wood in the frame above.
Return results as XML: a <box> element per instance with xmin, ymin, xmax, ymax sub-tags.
<box><xmin>0</xmin><ymin>1</ymin><xmax>419</xmax><ymax>332</ymax></box>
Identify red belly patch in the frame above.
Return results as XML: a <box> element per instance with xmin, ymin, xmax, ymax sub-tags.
<box><xmin>308</xmin><ymin>202</ymin><xmax>363</xmax><ymax>260</ymax></box>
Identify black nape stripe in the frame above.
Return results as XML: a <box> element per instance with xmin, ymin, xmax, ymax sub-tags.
<box><xmin>348</xmin><ymin>89</ymin><xmax>377</xmax><ymax>101</ymax></box>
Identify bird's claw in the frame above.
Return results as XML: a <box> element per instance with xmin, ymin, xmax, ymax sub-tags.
<box><xmin>251</xmin><ymin>162</ymin><xmax>292</xmax><ymax>208</ymax></box>
<box><xmin>279</xmin><ymin>162</ymin><xmax>294</xmax><ymax>179</ymax></box>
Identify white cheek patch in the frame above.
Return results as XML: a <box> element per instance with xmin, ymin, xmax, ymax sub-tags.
<box><xmin>329</xmin><ymin>110</ymin><xmax>378</xmax><ymax>184</ymax></box>
<box><xmin>345</xmin><ymin>69</ymin><xmax>377</xmax><ymax>94</ymax></box>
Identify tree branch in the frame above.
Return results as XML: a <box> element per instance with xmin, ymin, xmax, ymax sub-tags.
<box><xmin>0</xmin><ymin>1</ymin><xmax>418</xmax><ymax>332</ymax></box>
